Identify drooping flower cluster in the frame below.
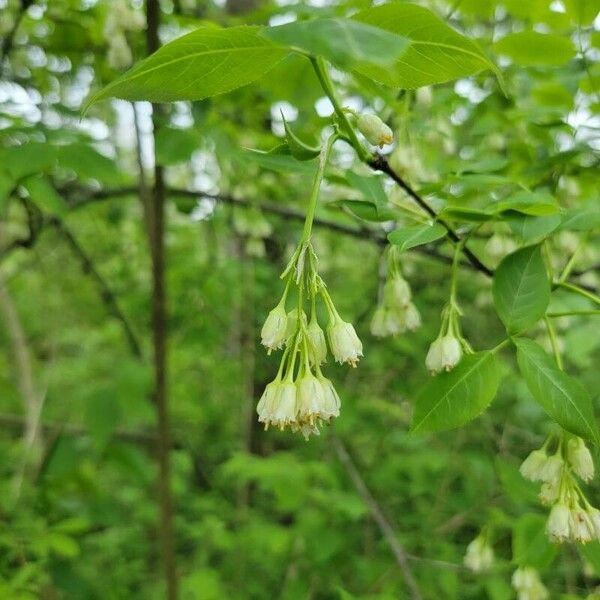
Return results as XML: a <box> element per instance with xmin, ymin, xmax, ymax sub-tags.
<box><xmin>520</xmin><ymin>435</ymin><xmax>600</xmax><ymax>544</ymax></box>
<box><xmin>258</xmin><ymin>242</ymin><xmax>362</xmax><ymax>439</ymax></box>
<box><xmin>425</xmin><ymin>301</ymin><xmax>471</xmax><ymax>374</ymax></box>
<box><xmin>370</xmin><ymin>247</ymin><xmax>421</xmax><ymax>338</ymax></box>
<box><xmin>511</xmin><ymin>567</ymin><xmax>549</xmax><ymax>600</ymax></box>
<box><xmin>463</xmin><ymin>534</ymin><xmax>494</xmax><ymax>573</ymax></box>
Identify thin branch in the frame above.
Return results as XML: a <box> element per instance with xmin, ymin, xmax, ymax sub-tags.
<box><xmin>0</xmin><ymin>412</ymin><xmax>181</xmax><ymax>448</ymax></box>
<box><xmin>46</xmin><ymin>218</ymin><xmax>143</xmax><ymax>358</ymax></box>
<box><xmin>368</xmin><ymin>153</ymin><xmax>494</xmax><ymax>278</ymax></box>
<box><xmin>331</xmin><ymin>435</ymin><xmax>423</xmax><ymax>600</ymax></box>
<box><xmin>0</xmin><ymin>271</ymin><xmax>45</xmax><ymax>502</ymax></box>
<box><xmin>145</xmin><ymin>0</ymin><xmax>178</xmax><ymax>596</ymax></box>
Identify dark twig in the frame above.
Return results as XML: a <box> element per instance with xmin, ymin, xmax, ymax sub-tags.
<box><xmin>331</xmin><ymin>434</ymin><xmax>423</xmax><ymax>600</ymax></box>
<box><xmin>46</xmin><ymin>218</ymin><xmax>143</xmax><ymax>358</ymax></box>
<box><xmin>368</xmin><ymin>153</ymin><xmax>494</xmax><ymax>278</ymax></box>
<box><xmin>144</xmin><ymin>0</ymin><xmax>178</xmax><ymax>596</ymax></box>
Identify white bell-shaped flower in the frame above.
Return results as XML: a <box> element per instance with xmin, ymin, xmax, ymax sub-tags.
<box><xmin>567</xmin><ymin>437</ymin><xmax>595</xmax><ymax>482</ymax></box>
<box><xmin>260</xmin><ymin>301</ymin><xmax>288</xmax><ymax>352</ymax></box>
<box><xmin>546</xmin><ymin>502</ymin><xmax>570</xmax><ymax>543</ymax></box>
<box><xmin>425</xmin><ymin>335</ymin><xmax>462</xmax><ymax>374</ymax></box>
<box><xmin>327</xmin><ymin>318</ymin><xmax>363</xmax><ymax>367</ymax></box>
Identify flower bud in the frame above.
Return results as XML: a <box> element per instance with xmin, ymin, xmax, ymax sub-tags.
<box><xmin>570</xmin><ymin>507</ymin><xmax>595</xmax><ymax>544</ymax></box>
<box><xmin>403</xmin><ymin>303</ymin><xmax>421</xmax><ymax>332</ymax></box>
<box><xmin>327</xmin><ymin>318</ymin><xmax>363</xmax><ymax>367</ymax></box>
<box><xmin>297</xmin><ymin>372</ymin><xmax>327</xmax><ymax>425</ymax></box>
<box><xmin>586</xmin><ymin>507</ymin><xmax>600</xmax><ymax>539</ymax></box>
<box><xmin>370</xmin><ymin>306</ymin><xmax>388</xmax><ymax>338</ymax></box>
<box><xmin>464</xmin><ymin>536</ymin><xmax>494</xmax><ymax>573</ymax></box>
<box><xmin>567</xmin><ymin>437</ymin><xmax>595</xmax><ymax>482</ymax></box>
<box><xmin>261</xmin><ymin>302</ymin><xmax>288</xmax><ymax>351</ymax></box>
<box><xmin>356</xmin><ymin>113</ymin><xmax>393</xmax><ymax>147</ymax></box>
<box><xmin>307</xmin><ymin>319</ymin><xmax>327</xmax><ymax>365</ymax></box>
<box><xmin>319</xmin><ymin>376</ymin><xmax>341</xmax><ymax>418</ymax></box>
<box><xmin>546</xmin><ymin>502</ymin><xmax>570</xmax><ymax>543</ymax></box>
<box><xmin>425</xmin><ymin>335</ymin><xmax>462</xmax><ymax>374</ymax></box>
<box><xmin>512</xmin><ymin>567</ymin><xmax>548</xmax><ymax>600</ymax></box>
<box><xmin>539</xmin><ymin>454</ymin><xmax>563</xmax><ymax>484</ymax></box>
<box><xmin>384</xmin><ymin>274</ymin><xmax>411</xmax><ymax>308</ymax></box>
<box><xmin>256</xmin><ymin>381</ymin><xmax>279</xmax><ymax>422</ymax></box>
<box><xmin>519</xmin><ymin>449</ymin><xmax>548</xmax><ymax>482</ymax></box>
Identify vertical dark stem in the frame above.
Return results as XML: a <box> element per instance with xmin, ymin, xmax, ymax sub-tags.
<box><xmin>145</xmin><ymin>1</ymin><xmax>178</xmax><ymax>598</ymax></box>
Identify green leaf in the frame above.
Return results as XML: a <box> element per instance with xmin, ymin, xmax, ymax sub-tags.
<box><xmin>440</xmin><ymin>206</ymin><xmax>494</xmax><ymax>223</ymax></box>
<box><xmin>330</xmin><ymin>199</ymin><xmax>397</xmax><ymax>222</ymax></box>
<box><xmin>559</xmin><ymin>207</ymin><xmax>600</xmax><ymax>231</ymax></box>
<box><xmin>492</xmin><ymin>245</ymin><xmax>550</xmax><ymax>333</ymax></box>
<box><xmin>281</xmin><ymin>113</ymin><xmax>320</xmax><ymax>161</ymax></box>
<box><xmin>493</xmin><ymin>32</ymin><xmax>576</xmax><ymax>66</ymax></box>
<box><xmin>388</xmin><ymin>223</ymin><xmax>446</xmax><ymax>251</ymax></box>
<box><xmin>564</xmin><ymin>0</ymin><xmax>600</xmax><ymax>25</ymax></box>
<box><xmin>581</xmin><ymin>541</ymin><xmax>600</xmax><ymax>576</ymax></box>
<box><xmin>58</xmin><ymin>143</ymin><xmax>122</xmax><ymax>185</ymax></box>
<box><xmin>47</xmin><ymin>533</ymin><xmax>80</xmax><ymax>559</ymax></box>
<box><xmin>493</xmin><ymin>190</ymin><xmax>559</xmax><ymax>216</ymax></box>
<box><xmin>352</xmin><ymin>3</ymin><xmax>500</xmax><ymax>89</ymax></box>
<box><xmin>506</xmin><ymin>214</ymin><xmax>561</xmax><ymax>243</ymax></box>
<box><xmin>22</xmin><ymin>175</ymin><xmax>67</xmax><ymax>216</ymax></box>
<box><xmin>262</xmin><ymin>18</ymin><xmax>410</xmax><ymax>69</ymax></box>
<box><xmin>240</xmin><ymin>147</ymin><xmax>315</xmax><ymax>174</ymax></box>
<box><xmin>412</xmin><ymin>352</ymin><xmax>501</xmax><ymax>433</ymax></box>
<box><xmin>512</xmin><ymin>514</ymin><xmax>557</xmax><ymax>569</ymax></box>
<box><xmin>514</xmin><ymin>338</ymin><xmax>599</xmax><ymax>445</ymax></box>
<box><xmin>1</xmin><ymin>143</ymin><xmax>56</xmax><ymax>180</ymax></box>
<box><xmin>85</xmin><ymin>26</ymin><xmax>289</xmax><ymax>107</ymax></box>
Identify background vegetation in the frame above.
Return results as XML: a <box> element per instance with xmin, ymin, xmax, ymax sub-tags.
<box><xmin>0</xmin><ymin>0</ymin><xmax>599</xmax><ymax>598</ymax></box>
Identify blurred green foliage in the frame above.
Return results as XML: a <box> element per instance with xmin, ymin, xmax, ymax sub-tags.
<box><xmin>0</xmin><ymin>0</ymin><xmax>599</xmax><ymax>598</ymax></box>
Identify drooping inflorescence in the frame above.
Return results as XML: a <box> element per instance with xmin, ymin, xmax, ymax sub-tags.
<box><xmin>370</xmin><ymin>246</ymin><xmax>421</xmax><ymax>338</ymax></box>
<box><xmin>256</xmin><ymin>132</ymin><xmax>363</xmax><ymax>439</ymax></box>
<box><xmin>257</xmin><ymin>241</ymin><xmax>361</xmax><ymax>439</ymax></box>
<box><xmin>520</xmin><ymin>434</ymin><xmax>600</xmax><ymax>544</ymax></box>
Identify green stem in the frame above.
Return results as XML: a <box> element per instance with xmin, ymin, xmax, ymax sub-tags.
<box><xmin>547</xmin><ymin>310</ymin><xmax>600</xmax><ymax>318</ymax></box>
<box><xmin>558</xmin><ymin>232</ymin><xmax>589</xmax><ymax>284</ymax></box>
<box><xmin>555</xmin><ymin>281</ymin><xmax>600</xmax><ymax>307</ymax></box>
<box><xmin>310</xmin><ymin>57</ymin><xmax>369</xmax><ymax>162</ymax></box>
<box><xmin>544</xmin><ymin>316</ymin><xmax>563</xmax><ymax>371</ymax></box>
<box><xmin>301</xmin><ymin>132</ymin><xmax>338</xmax><ymax>242</ymax></box>
<box><xmin>449</xmin><ymin>239</ymin><xmax>465</xmax><ymax>305</ymax></box>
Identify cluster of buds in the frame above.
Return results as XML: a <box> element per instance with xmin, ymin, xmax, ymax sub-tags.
<box><xmin>232</xmin><ymin>207</ymin><xmax>273</xmax><ymax>258</ymax></box>
<box><xmin>520</xmin><ymin>435</ymin><xmax>600</xmax><ymax>544</ymax></box>
<box><xmin>511</xmin><ymin>567</ymin><xmax>549</xmax><ymax>600</ymax></box>
<box><xmin>370</xmin><ymin>247</ymin><xmax>421</xmax><ymax>338</ymax></box>
<box><xmin>425</xmin><ymin>301</ymin><xmax>470</xmax><ymax>374</ymax></box>
<box><xmin>463</xmin><ymin>534</ymin><xmax>494</xmax><ymax>573</ymax></box>
<box><xmin>258</xmin><ymin>241</ymin><xmax>362</xmax><ymax>439</ymax></box>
